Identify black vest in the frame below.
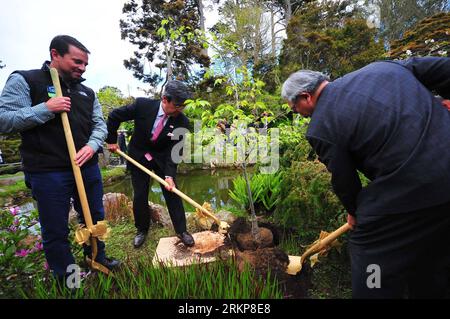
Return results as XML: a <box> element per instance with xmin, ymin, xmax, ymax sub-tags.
<box><xmin>15</xmin><ymin>63</ymin><xmax>98</xmax><ymax>172</ymax></box>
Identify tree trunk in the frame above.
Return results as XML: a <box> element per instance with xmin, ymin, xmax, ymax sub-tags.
<box><xmin>285</xmin><ymin>0</ymin><xmax>292</xmax><ymax>25</ymax></box>
<box><xmin>197</xmin><ymin>0</ymin><xmax>209</xmax><ymax>57</ymax></box>
<box><xmin>270</xmin><ymin>6</ymin><xmax>276</xmax><ymax>58</ymax></box>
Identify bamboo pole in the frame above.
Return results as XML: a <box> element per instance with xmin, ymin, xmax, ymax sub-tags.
<box><xmin>50</xmin><ymin>68</ymin><xmax>108</xmax><ymax>274</ymax></box>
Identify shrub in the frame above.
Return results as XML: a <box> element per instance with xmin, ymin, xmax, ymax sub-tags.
<box><xmin>274</xmin><ymin>160</ymin><xmax>345</xmax><ymax>241</ymax></box>
<box><xmin>0</xmin><ymin>206</ymin><xmax>47</xmax><ymax>297</ymax></box>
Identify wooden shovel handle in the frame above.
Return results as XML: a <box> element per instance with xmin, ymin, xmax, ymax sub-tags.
<box><xmin>114</xmin><ymin>149</ymin><xmax>221</xmax><ymax>225</ymax></box>
<box><xmin>50</xmin><ymin>68</ymin><xmax>93</xmax><ymax>228</ymax></box>
<box><xmin>300</xmin><ymin>223</ymin><xmax>351</xmax><ymax>263</ymax></box>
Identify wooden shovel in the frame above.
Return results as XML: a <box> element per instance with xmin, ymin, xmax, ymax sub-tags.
<box><xmin>286</xmin><ymin>223</ymin><xmax>351</xmax><ymax>275</ymax></box>
<box><xmin>49</xmin><ymin>68</ymin><xmax>110</xmax><ymax>275</ymax></box>
<box><xmin>114</xmin><ymin>149</ymin><xmax>230</xmax><ymax>233</ymax></box>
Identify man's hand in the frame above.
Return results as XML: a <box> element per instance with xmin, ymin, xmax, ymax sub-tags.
<box><xmin>347</xmin><ymin>213</ymin><xmax>356</xmax><ymax>230</ymax></box>
<box><xmin>442</xmin><ymin>99</ymin><xmax>450</xmax><ymax>111</ymax></box>
<box><xmin>45</xmin><ymin>97</ymin><xmax>71</xmax><ymax>113</ymax></box>
<box><xmin>107</xmin><ymin>143</ymin><xmax>119</xmax><ymax>152</ymax></box>
<box><xmin>75</xmin><ymin>145</ymin><xmax>95</xmax><ymax>167</ymax></box>
<box><xmin>165</xmin><ymin>177</ymin><xmax>175</xmax><ymax>191</ymax></box>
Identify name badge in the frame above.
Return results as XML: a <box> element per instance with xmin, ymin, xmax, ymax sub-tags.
<box><xmin>47</xmin><ymin>86</ymin><xmax>56</xmax><ymax>98</ymax></box>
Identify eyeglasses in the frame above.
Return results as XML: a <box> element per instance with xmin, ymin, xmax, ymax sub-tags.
<box><xmin>174</xmin><ymin>103</ymin><xmax>186</xmax><ymax>109</ymax></box>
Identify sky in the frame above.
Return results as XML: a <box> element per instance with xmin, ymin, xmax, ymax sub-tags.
<box><xmin>0</xmin><ymin>0</ymin><xmax>218</xmax><ymax>97</ymax></box>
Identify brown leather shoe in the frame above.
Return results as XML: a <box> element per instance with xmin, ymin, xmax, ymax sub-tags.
<box><xmin>177</xmin><ymin>231</ymin><xmax>195</xmax><ymax>247</ymax></box>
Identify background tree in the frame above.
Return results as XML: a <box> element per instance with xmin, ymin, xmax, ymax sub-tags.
<box><xmin>97</xmin><ymin>86</ymin><xmax>134</xmax><ymax>117</ymax></box>
<box><xmin>120</xmin><ymin>0</ymin><xmax>210</xmax><ymax>87</ymax></box>
<box><xmin>0</xmin><ymin>60</ymin><xmax>4</xmax><ymax>69</ymax></box>
<box><xmin>373</xmin><ymin>0</ymin><xmax>449</xmax><ymax>45</ymax></box>
<box><xmin>388</xmin><ymin>12</ymin><xmax>450</xmax><ymax>59</ymax></box>
<box><xmin>212</xmin><ymin>0</ymin><xmax>271</xmax><ymax>70</ymax></box>
<box><xmin>279</xmin><ymin>0</ymin><xmax>384</xmax><ymax>79</ymax></box>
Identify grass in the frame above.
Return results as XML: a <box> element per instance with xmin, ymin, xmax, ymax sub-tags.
<box><xmin>105</xmin><ymin>222</ymin><xmax>172</xmax><ymax>262</ymax></box>
<box><xmin>18</xmin><ymin>220</ymin><xmax>351</xmax><ymax>299</ymax></box>
<box><xmin>0</xmin><ymin>172</ymin><xmax>24</xmax><ymax>179</ymax></box>
<box><xmin>0</xmin><ymin>179</ymin><xmax>29</xmax><ymax>206</ymax></box>
<box><xmin>100</xmin><ymin>167</ymin><xmax>127</xmax><ymax>186</ymax></box>
<box><xmin>23</xmin><ymin>221</ymin><xmax>283</xmax><ymax>299</ymax></box>
<box><xmin>28</xmin><ymin>257</ymin><xmax>283</xmax><ymax>299</ymax></box>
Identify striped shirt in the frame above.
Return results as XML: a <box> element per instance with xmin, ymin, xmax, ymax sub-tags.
<box><xmin>0</xmin><ymin>73</ymin><xmax>107</xmax><ymax>152</ymax></box>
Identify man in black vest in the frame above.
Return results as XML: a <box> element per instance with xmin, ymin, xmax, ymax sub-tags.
<box><xmin>0</xmin><ymin>35</ymin><xmax>120</xmax><ymax>284</ymax></box>
<box><xmin>281</xmin><ymin>57</ymin><xmax>450</xmax><ymax>298</ymax></box>
<box><xmin>106</xmin><ymin>81</ymin><xmax>195</xmax><ymax>248</ymax></box>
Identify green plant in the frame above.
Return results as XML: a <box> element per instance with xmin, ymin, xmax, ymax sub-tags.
<box><xmin>27</xmin><ymin>257</ymin><xmax>283</xmax><ymax>299</ymax></box>
<box><xmin>0</xmin><ymin>206</ymin><xmax>47</xmax><ymax>297</ymax></box>
<box><xmin>274</xmin><ymin>160</ymin><xmax>345</xmax><ymax>241</ymax></box>
<box><xmin>229</xmin><ymin>172</ymin><xmax>283</xmax><ymax>214</ymax></box>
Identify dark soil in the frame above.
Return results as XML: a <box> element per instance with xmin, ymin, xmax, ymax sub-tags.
<box><xmin>228</xmin><ymin>217</ymin><xmax>312</xmax><ymax>299</ymax></box>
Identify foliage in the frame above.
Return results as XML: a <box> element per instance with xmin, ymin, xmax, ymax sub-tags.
<box><xmin>181</xmin><ymin>64</ymin><xmax>286</xmax><ymax>168</ymax></box>
<box><xmin>0</xmin><ymin>178</ymin><xmax>29</xmax><ymax>207</ymax></box>
<box><xmin>278</xmin><ymin>118</ymin><xmax>313</xmax><ymax>168</ymax></box>
<box><xmin>388</xmin><ymin>12</ymin><xmax>450</xmax><ymax>59</ymax></box>
<box><xmin>0</xmin><ymin>137</ymin><xmax>21</xmax><ymax>163</ymax></box>
<box><xmin>0</xmin><ymin>59</ymin><xmax>5</xmax><ymax>69</ymax></box>
<box><xmin>194</xmin><ymin>65</ymin><xmax>287</xmax><ymax>126</ymax></box>
<box><xmin>280</xmin><ymin>0</ymin><xmax>385</xmax><ymax>79</ymax></box>
<box><xmin>0</xmin><ymin>206</ymin><xmax>46</xmax><ymax>297</ymax></box>
<box><xmin>97</xmin><ymin>86</ymin><xmax>134</xmax><ymax>118</ymax></box>
<box><xmin>27</xmin><ymin>255</ymin><xmax>283</xmax><ymax>299</ymax></box>
<box><xmin>274</xmin><ymin>160</ymin><xmax>345</xmax><ymax>241</ymax></box>
<box><xmin>229</xmin><ymin>172</ymin><xmax>283</xmax><ymax>214</ymax></box>
<box><xmin>212</xmin><ymin>0</ymin><xmax>271</xmax><ymax>69</ymax></box>
<box><xmin>120</xmin><ymin>0</ymin><xmax>209</xmax><ymax>86</ymax></box>
<box><xmin>373</xmin><ymin>0</ymin><xmax>449</xmax><ymax>44</ymax></box>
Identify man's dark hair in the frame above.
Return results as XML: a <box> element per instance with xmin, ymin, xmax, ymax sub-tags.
<box><xmin>49</xmin><ymin>35</ymin><xmax>90</xmax><ymax>59</ymax></box>
<box><xmin>163</xmin><ymin>80</ymin><xmax>193</xmax><ymax>107</ymax></box>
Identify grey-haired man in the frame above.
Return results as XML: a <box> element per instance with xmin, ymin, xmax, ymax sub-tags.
<box><xmin>106</xmin><ymin>80</ymin><xmax>194</xmax><ymax>248</ymax></box>
<box><xmin>282</xmin><ymin>57</ymin><xmax>450</xmax><ymax>298</ymax></box>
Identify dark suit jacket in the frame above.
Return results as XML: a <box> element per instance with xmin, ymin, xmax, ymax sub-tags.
<box><xmin>306</xmin><ymin>57</ymin><xmax>450</xmax><ymax>221</ymax></box>
<box><xmin>106</xmin><ymin>98</ymin><xmax>189</xmax><ymax>177</ymax></box>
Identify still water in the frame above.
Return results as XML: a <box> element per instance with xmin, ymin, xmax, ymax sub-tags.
<box><xmin>17</xmin><ymin>169</ymin><xmax>243</xmax><ymax>214</ymax></box>
<box><xmin>103</xmin><ymin>168</ymin><xmax>242</xmax><ymax>211</ymax></box>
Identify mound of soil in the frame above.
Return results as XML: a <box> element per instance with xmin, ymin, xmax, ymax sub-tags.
<box><xmin>228</xmin><ymin>217</ymin><xmax>312</xmax><ymax>299</ymax></box>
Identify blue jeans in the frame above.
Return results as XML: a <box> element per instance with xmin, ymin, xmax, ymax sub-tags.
<box><xmin>25</xmin><ymin>164</ymin><xmax>106</xmax><ymax>277</ymax></box>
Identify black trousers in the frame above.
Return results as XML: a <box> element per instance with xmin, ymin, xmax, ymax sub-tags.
<box><xmin>349</xmin><ymin>201</ymin><xmax>450</xmax><ymax>299</ymax></box>
<box><xmin>130</xmin><ymin>160</ymin><xmax>187</xmax><ymax>234</ymax></box>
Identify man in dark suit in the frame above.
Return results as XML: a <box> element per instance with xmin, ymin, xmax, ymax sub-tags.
<box><xmin>106</xmin><ymin>80</ymin><xmax>194</xmax><ymax>248</ymax></box>
<box><xmin>281</xmin><ymin>57</ymin><xmax>450</xmax><ymax>298</ymax></box>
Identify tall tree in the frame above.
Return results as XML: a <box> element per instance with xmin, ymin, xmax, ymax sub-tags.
<box><xmin>120</xmin><ymin>0</ymin><xmax>210</xmax><ymax>87</ymax></box>
<box><xmin>97</xmin><ymin>86</ymin><xmax>134</xmax><ymax>116</ymax></box>
<box><xmin>212</xmin><ymin>0</ymin><xmax>272</xmax><ymax>70</ymax></box>
<box><xmin>372</xmin><ymin>0</ymin><xmax>449</xmax><ymax>44</ymax></box>
<box><xmin>280</xmin><ymin>0</ymin><xmax>385</xmax><ymax>79</ymax></box>
<box><xmin>388</xmin><ymin>12</ymin><xmax>450</xmax><ymax>59</ymax></box>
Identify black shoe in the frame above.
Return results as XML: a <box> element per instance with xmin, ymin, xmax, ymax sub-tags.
<box><xmin>134</xmin><ymin>231</ymin><xmax>147</xmax><ymax>248</ymax></box>
<box><xmin>177</xmin><ymin>231</ymin><xmax>195</xmax><ymax>247</ymax></box>
<box><xmin>98</xmin><ymin>257</ymin><xmax>121</xmax><ymax>271</ymax></box>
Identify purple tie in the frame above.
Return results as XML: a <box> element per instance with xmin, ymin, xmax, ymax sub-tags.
<box><xmin>151</xmin><ymin>114</ymin><xmax>168</xmax><ymax>142</ymax></box>
<box><xmin>145</xmin><ymin>114</ymin><xmax>168</xmax><ymax>162</ymax></box>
